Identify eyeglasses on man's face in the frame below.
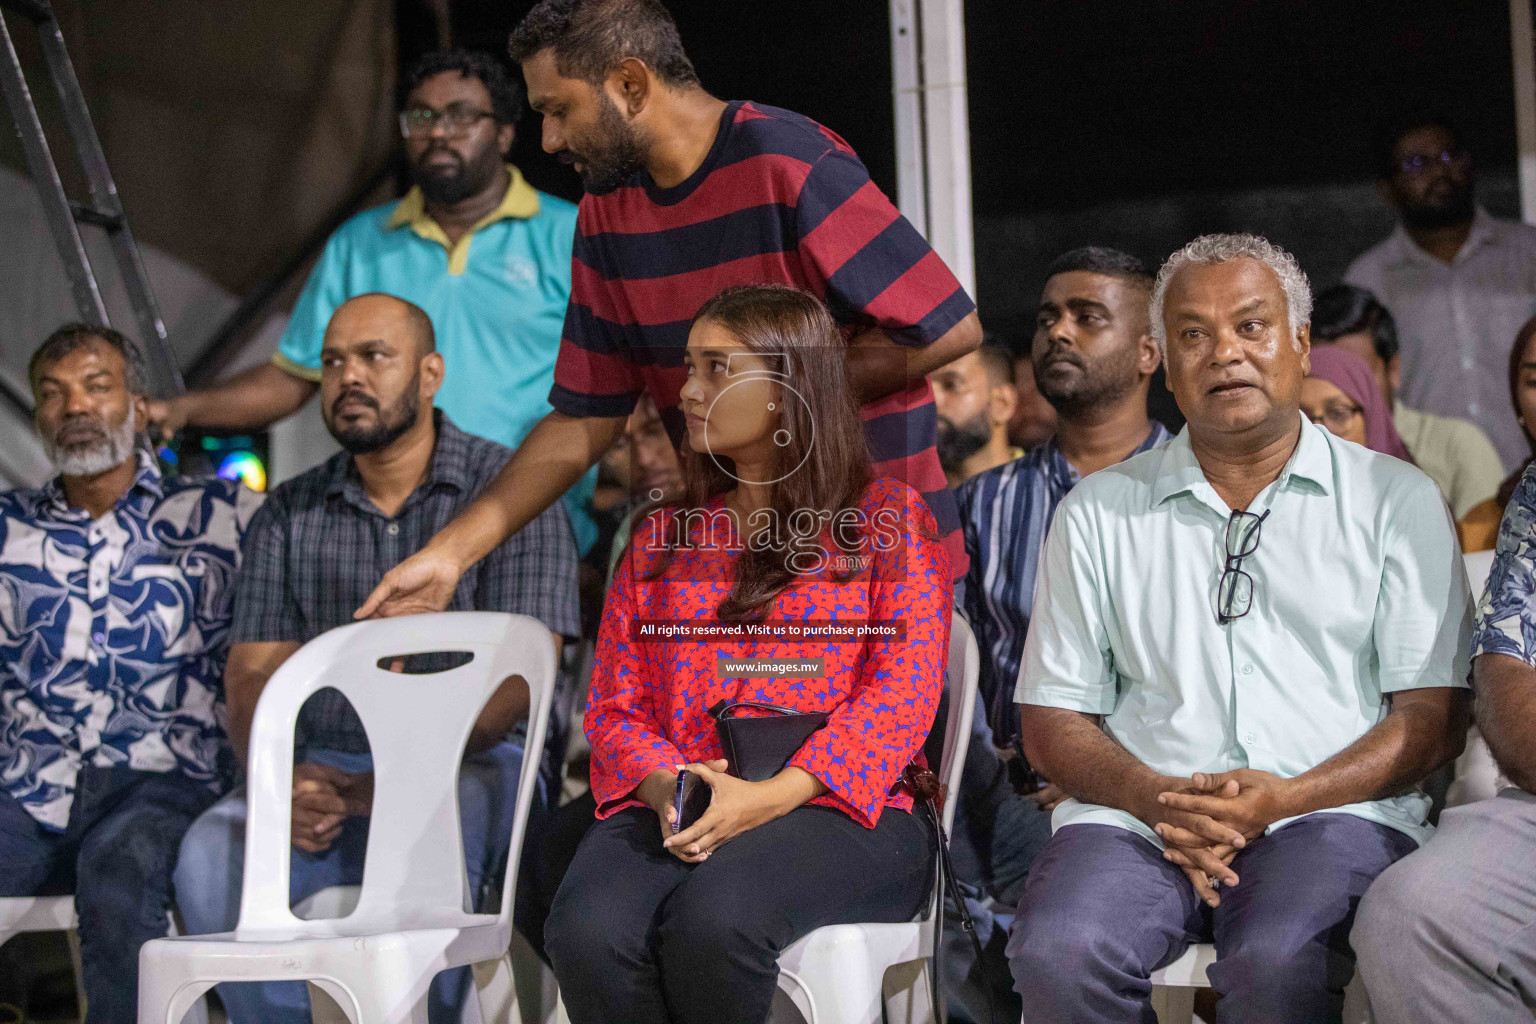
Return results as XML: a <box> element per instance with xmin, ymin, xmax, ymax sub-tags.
<box><xmin>399</xmin><ymin>104</ymin><xmax>496</xmax><ymax>140</ymax></box>
<box><xmin>1395</xmin><ymin>148</ymin><xmax>1469</xmax><ymax>178</ymax></box>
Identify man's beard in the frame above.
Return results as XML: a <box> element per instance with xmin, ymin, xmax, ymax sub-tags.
<box><xmin>936</xmin><ymin>413</ymin><xmax>991</xmax><ymax>471</ymax></box>
<box><xmin>1399</xmin><ymin>181</ymin><xmax>1476</xmax><ymax>231</ymax></box>
<box><xmin>328</xmin><ymin>382</ymin><xmax>422</xmax><ymax>455</ymax></box>
<box><xmin>562</xmin><ymin>97</ymin><xmax>648</xmax><ymax>196</ymax></box>
<box><xmin>1035</xmin><ymin>344</ymin><xmax>1138</xmax><ymax>416</ymax></box>
<box><xmin>41</xmin><ymin>408</ymin><xmax>138</xmax><ymax>476</ymax></box>
<box><xmin>412</xmin><ymin>139</ymin><xmax>503</xmax><ymax>206</ymax></box>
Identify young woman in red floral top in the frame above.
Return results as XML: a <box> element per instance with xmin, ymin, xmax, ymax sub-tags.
<box><xmin>546</xmin><ymin>285</ymin><xmax>953</xmax><ymax>1023</ymax></box>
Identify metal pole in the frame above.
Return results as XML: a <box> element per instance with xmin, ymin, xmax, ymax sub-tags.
<box><xmin>1512</xmin><ymin>0</ymin><xmax>1536</xmax><ymax>225</ymax></box>
<box><xmin>917</xmin><ymin>0</ymin><xmax>974</xmax><ymax>296</ymax></box>
<box><xmin>888</xmin><ymin>0</ymin><xmax>975</xmax><ymax>297</ymax></box>
<box><xmin>890</xmin><ymin>0</ymin><xmax>927</xmax><ymax>235</ymax></box>
<box><xmin>0</xmin><ymin>8</ymin><xmax>108</xmax><ymax>325</ymax></box>
<box><xmin>32</xmin><ymin>10</ymin><xmax>182</xmax><ymax>395</ymax></box>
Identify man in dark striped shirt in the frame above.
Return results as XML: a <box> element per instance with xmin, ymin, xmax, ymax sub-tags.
<box><xmin>961</xmin><ymin>247</ymin><xmax>1170</xmax><ymax>755</ymax></box>
<box><xmin>944</xmin><ymin>248</ymin><xmax>1169</xmax><ymax>1021</ymax></box>
<box><xmin>357</xmin><ymin>0</ymin><xmax>982</xmax><ymax>619</ymax></box>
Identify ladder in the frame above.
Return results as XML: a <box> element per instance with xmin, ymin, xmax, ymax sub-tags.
<box><xmin>0</xmin><ymin>0</ymin><xmax>182</xmax><ymax>397</ymax></box>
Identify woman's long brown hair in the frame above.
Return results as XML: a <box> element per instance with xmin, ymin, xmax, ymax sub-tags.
<box><xmin>640</xmin><ymin>284</ymin><xmax>872</xmax><ymax>621</ymax></box>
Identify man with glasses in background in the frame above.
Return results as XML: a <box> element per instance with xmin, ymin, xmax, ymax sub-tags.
<box><xmin>1347</xmin><ymin>116</ymin><xmax>1536</xmax><ymax>472</ymax></box>
<box><xmin>144</xmin><ymin>49</ymin><xmax>596</xmax><ymax>552</ymax></box>
<box><xmin>1006</xmin><ymin>235</ymin><xmax>1472</xmax><ymax>1023</ymax></box>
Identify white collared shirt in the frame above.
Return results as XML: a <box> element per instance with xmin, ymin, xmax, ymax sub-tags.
<box><xmin>1347</xmin><ymin>206</ymin><xmax>1536</xmax><ymax>471</ymax></box>
<box><xmin>1016</xmin><ymin>415</ymin><xmax>1473</xmax><ymax>847</ymax></box>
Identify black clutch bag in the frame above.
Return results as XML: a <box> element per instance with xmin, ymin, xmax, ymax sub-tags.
<box><xmin>708</xmin><ymin>699</ymin><xmax>829</xmax><ymax>782</ymax></box>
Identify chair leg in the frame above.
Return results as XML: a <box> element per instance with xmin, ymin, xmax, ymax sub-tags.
<box><xmin>136</xmin><ymin>974</ymin><xmax>217</xmax><ymax>1024</ymax></box>
<box><xmin>309</xmin><ymin>981</ymin><xmax>358</xmax><ymax>1024</ymax></box>
<box><xmin>881</xmin><ymin>958</ymin><xmax>937</xmax><ymax>1024</ymax></box>
<box><xmin>164</xmin><ymin>907</ymin><xmax>209</xmax><ymax>1024</ymax></box>
<box><xmin>65</xmin><ymin>929</ymin><xmax>87</xmax><ymax>1023</ymax></box>
<box><xmin>503</xmin><ymin>929</ymin><xmax>552</xmax><ymax>1024</ymax></box>
<box><xmin>1151</xmin><ymin>984</ymin><xmax>1195</xmax><ymax>1024</ymax></box>
<box><xmin>778</xmin><ymin>961</ymin><xmax>884</xmax><ymax>1024</ymax></box>
<box><xmin>337</xmin><ymin>975</ymin><xmax>433</xmax><ymax>1024</ymax></box>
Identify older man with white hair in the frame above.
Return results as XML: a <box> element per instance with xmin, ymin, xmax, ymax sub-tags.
<box><xmin>1004</xmin><ymin>234</ymin><xmax>1473</xmax><ymax>1022</ymax></box>
<box><xmin>0</xmin><ymin>324</ymin><xmax>259</xmax><ymax>1022</ymax></box>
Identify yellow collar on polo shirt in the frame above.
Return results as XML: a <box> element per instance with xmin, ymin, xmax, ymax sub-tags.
<box><xmin>386</xmin><ymin>164</ymin><xmax>541</xmax><ymax>275</ymax></box>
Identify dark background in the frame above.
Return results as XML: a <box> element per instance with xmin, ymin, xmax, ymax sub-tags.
<box><xmin>420</xmin><ymin>1</ymin><xmax>1520</xmax><ymax>341</ymax></box>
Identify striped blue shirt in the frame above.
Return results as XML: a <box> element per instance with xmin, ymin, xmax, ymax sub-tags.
<box><xmin>956</xmin><ymin>424</ymin><xmax>1171</xmax><ymax>750</ymax></box>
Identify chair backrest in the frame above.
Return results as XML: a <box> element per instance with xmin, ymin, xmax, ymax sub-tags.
<box><xmin>1465</xmin><ymin>549</ymin><xmax>1496</xmax><ymax>602</ymax></box>
<box><xmin>237</xmin><ymin>612</ymin><xmax>556</xmax><ymax>931</ymax></box>
<box><xmin>939</xmin><ymin>613</ymin><xmax>980</xmax><ymax>835</ymax></box>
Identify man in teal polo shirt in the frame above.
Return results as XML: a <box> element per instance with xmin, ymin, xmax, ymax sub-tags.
<box><xmin>148</xmin><ymin>49</ymin><xmax>595</xmax><ymax>550</ymax></box>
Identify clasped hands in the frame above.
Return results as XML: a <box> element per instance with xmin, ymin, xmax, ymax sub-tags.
<box><xmin>1146</xmin><ymin>768</ymin><xmax>1297</xmax><ymax>908</ymax></box>
<box><xmin>291</xmin><ymin>762</ymin><xmax>374</xmax><ymax>853</ymax></box>
<box><xmin>638</xmin><ymin>760</ymin><xmax>823</xmax><ymax>865</ymax></box>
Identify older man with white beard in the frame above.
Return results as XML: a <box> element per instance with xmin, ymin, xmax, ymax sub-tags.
<box><xmin>0</xmin><ymin>324</ymin><xmax>259</xmax><ymax>1023</ymax></box>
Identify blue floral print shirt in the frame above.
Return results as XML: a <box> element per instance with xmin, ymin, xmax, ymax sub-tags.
<box><xmin>0</xmin><ymin>451</ymin><xmax>260</xmax><ymax>830</ymax></box>
<box><xmin>1473</xmin><ymin>464</ymin><xmax>1536</xmax><ymax>667</ymax></box>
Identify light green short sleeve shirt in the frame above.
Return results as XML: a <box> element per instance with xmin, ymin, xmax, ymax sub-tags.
<box><xmin>1016</xmin><ymin>414</ymin><xmax>1473</xmax><ymax>847</ymax></box>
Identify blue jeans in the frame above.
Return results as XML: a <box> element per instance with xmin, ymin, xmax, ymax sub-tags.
<box><xmin>1006</xmin><ymin>816</ymin><xmax>1416</xmax><ymax>1024</ymax></box>
<box><xmin>173</xmin><ymin>743</ymin><xmax>529</xmax><ymax>1024</ymax></box>
<box><xmin>0</xmin><ymin>766</ymin><xmax>218</xmax><ymax>1024</ymax></box>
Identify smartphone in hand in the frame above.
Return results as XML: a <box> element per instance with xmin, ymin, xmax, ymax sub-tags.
<box><xmin>672</xmin><ymin>769</ymin><xmax>713</xmax><ymax>834</ymax></box>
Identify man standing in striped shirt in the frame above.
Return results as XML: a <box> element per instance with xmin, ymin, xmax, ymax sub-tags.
<box><xmin>357</xmin><ymin>0</ymin><xmax>981</xmax><ymax>619</ymax></box>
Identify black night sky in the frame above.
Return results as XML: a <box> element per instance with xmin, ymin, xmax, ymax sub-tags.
<box><xmin>427</xmin><ymin>0</ymin><xmax>1517</xmax><ymax>215</ymax></box>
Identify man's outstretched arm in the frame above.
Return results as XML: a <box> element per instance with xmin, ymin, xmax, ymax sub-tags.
<box><xmin>355</xmin><ymin>408</ymin><xmax>627</xmax><ymax>619</ymax></box>
<box><xmin>145</xmin><ymin>362</ymin><xmax>317</xmax><ymax>437</ymax></box>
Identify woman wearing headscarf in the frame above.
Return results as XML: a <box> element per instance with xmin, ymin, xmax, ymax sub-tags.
<box><xmin>1300</xmin><ymin>345</ymin><xmax>1416</xmax><ymax>463</ymax></box>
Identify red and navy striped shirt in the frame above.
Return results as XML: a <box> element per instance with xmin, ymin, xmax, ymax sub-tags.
<box><xmin>550</xmin><ymin>100</ymin><xmax>974</xmax><ymax>577</ymax></box>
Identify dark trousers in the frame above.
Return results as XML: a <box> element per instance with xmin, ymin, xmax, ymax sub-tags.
<box><xmin>943</xmin><ymin>696</ymin><xmax>1051</xmax><ymax>1023</ymax></box>
<box><xmin>1005</xmin><ymin>816</ymin><xmax>1416</xmax><ymax>1024</ymax></box>
<box><xmin>515</xmin><ymin>788</ymin><xmax>597</xmax><ymax>963</ymax></box>
<box><xmin>547</xmin><ymin>804</ymin><xmax>936</xmax><ymax>1024</ymax></box>
<box><xmin>0</xmin><ymin>766</ymin><xmax>217</xmax><ymax>1024</ymax></box>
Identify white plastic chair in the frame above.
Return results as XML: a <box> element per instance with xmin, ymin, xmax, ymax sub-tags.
<box><xmin>1463</xmin><ymin>547</ymin><xmax>1496</xmax><ymax>599</ymax></box>
<box><xmin>0</xmin><ymin>898</ymin><xmax>209</xmax><ymax>1024</ymax></box>
<box><xmin>1149</xmin><ymin>943</ymin><xmax>1370</xmax><ymax>1023</ymax></box>
<box><xmin>0</xmin><ymin>896</ymin><xmax>85</xmax><ymax>1020</ymax></box>
<box><xmin>292</xmin><ymin>884</ymin><xmax>552</xmax><ymax>1024</ymax></box>
<box><xmin>137</xmin><ymin>612</ymin><xmax>557</xmax><ymax>1024</ymax></box>
<box><xmin>773</xmin><ymin>612</ymin><xmax>979</xmax><ymax>1024</ymax></box>
<box><xmin>1448</xmin><ymin>548</ymin><xmax>1506</xmax><ymax>808</ymax></box>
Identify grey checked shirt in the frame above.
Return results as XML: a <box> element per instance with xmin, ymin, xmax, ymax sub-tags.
<box><xmin>231</xmin><ymin>411</ymin><xmax>581</xmax><ymax>753</ymax></box>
